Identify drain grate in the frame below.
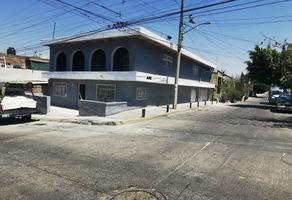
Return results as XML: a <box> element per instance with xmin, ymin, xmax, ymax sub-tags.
<box><xmin>98</xmin><ymin>187</ymin><xmax>167</xmax><ymax>200</ymax></box>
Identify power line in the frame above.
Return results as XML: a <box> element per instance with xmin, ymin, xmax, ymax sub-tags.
<box><xmin>135</xmin><ymin>0</ymin><xmax>292</xmax><ymax>25</ymax></box>
<box><xmin>184</xmin><ymin>45</ymin><xmax>246</xmax><ymax>60</ymax></box>
<box><xmin>197</xmin><ymin>30</ymin><xmax>256</xmax><ymax>43</ymax></box>
<box><xmin>86</xmin><ymin>0</ymin><xmax>121</xmax><ymax>17</ymax></box>
<box><xmin>195</xmin><ymin>0</ymin><xmax>292</xmax><ymax>18</ymax></box>
<box><xmin>212</xmin><ymin>18</ymin><xmax>292</xmax><ymax>26</ymax></box>
<box><xmin>127</xmin><ymin>0</ymin><xmax>237</xmax><ymax>25</ymax></box>
<box><xmin>46</xmin><ymin>0</ymin><xmax>116</xmax><ymax>22</ymax></box>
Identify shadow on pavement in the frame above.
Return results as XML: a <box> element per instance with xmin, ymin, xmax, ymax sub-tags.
<box><xmin>0</xmin><ymin>118</ymin><xmax>38</xmax><ymax>126</ymax></box>
<box><xmin>245</xmin><ymin>116</ymin><xmax>292</xmax><ymax>128</ymax></box>
<box><xmin>259</xmin><ymin>102</ymin><xmax>272</xmax><ymax>105</ymax></box>
<box><xmin>229</xmin><ymin>104</ymin><xmax>274</xmax><ymax>110</ymax></box>
<box><xmin>229</xmin><ymin>103</ymin><xmax>292</xmax><ymax>129</ymax></box>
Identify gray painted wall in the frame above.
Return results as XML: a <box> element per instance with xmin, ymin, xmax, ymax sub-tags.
<box><xmin>49</xmin><ymin>37</ymin><xmax>212</xmax><ymax>82</ymax></box>
<box><xmin>49</xmin><ymin>79</ymin><xmax>211</xmax><ymax>109</ymax></box>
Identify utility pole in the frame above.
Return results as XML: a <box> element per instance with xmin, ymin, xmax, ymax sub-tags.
<box><xmin>173</xmin><ymin>0</ymin><xmax>184</xmax><ymax>109</ymax></box>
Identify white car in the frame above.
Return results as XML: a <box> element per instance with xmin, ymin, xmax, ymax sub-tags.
<box><xmin>0</xmin><ymin>82</ymin><xmax>38</xmax><ymax>120</ymax></box>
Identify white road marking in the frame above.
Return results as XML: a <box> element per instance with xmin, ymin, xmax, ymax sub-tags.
<box><xmin>154</xmin><ymin>141</ymin><xmax>212</xmax><ymax>186</ymax></box>
<box><xmin>280</xmin><ymin>153</ymin><xmax>286</xmax><ymax>160</ymax></box>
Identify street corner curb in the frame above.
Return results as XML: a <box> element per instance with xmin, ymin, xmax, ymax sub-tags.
<box><xmin>32</xmin><ymin>116</ymin><xmax>124</xmax><ymax>126</ymax></box>
<box><xmin>123</xmin><ymin>113</ymin><xmax>169</xmax><ymax>125</ymax></box>
<box><xmin>31</xmin><ymin>103</ymin><xmax>215</xmax><ymax>126</ymax></box>
<box><xmin>122</xmin><ymin>107</ymin><xmax>194</xmax><ymax>125</ymax></box>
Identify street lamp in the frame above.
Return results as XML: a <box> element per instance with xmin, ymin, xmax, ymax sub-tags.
<box><xmin>183</xmin><ymin>22</ymin><xmax>211</xmax><ymax>35</ymax></box>
<box><xmin>172</xmin><ymin>16</ymin><xmax>211</xmax><ymax>109</ymax></box>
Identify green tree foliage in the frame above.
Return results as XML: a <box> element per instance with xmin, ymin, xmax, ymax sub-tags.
<box><xmin>220</xmin><ymin>78</ymin><xmax>245</xmax><ymax>103</ymax></box>
<box><xmin>279</xmin><ymin>44</ymin><xmax>292</xmax><ymax>89</ymax></box>
<box><xmin>6</xmin><ymin>47</ymin><xmax>16</xmax><ymax>55</ymax></box>
<box><xmin>246</xmin><ymin>44</ymin><xmax>292</xmax><ymax>90</ymax></box>
<box><xmin>246</xmin><ymin>45</ymin><xmax>281</xmax><ymax>86</ymax></box>
<box><xmin>253</xmin><ymin>83</ymin><xmax>270</xmax><ymax>94</ymax></box>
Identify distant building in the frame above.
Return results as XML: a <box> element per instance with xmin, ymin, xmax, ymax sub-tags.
<box><xmin>211</xmin><ymin>70</ymin><xmax>233</xmax><ymax>100</ymax></box>
<box><xmin>0</xmin><ymin>53</ymin><xmax>49</xmax><ymax>71</ymax></box>
<box><xmin>28</xmin><ymin>57</ymin><xmax>49</xmax><ymax>71</ymax></box>
<box><xmin>0</xmin><ymin>53</ymin><xmax>49</xmax><ymax>95</ymax></box>
<box><xmin>44</xmin><ymin>27</ymin><xmax>216</xmax><ymax>109</ymax></box>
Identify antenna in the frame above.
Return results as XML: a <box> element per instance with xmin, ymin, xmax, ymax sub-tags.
<box><xmin>52</xmin><ymin>22</ymin><xmax>56</xmax><ymax>39</ymax></box>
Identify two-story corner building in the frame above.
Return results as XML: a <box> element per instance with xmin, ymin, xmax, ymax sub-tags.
<box><xmin>44</xmin><ymin>27</ymin><xmax>216</xmax><ymax>109</ymax></box>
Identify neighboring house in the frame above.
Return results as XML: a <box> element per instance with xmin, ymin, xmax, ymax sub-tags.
<box><xmin>0</xmin><ymin>53</ymin><xmax>49</xmax><ymax>95</ymax></box>
<box><xmin>0</xmin><ymin>53</ymin><xmax>26</xmax><ymax>69</ymax></box>
<box><xmin>28</xmin><ymin>57</ymin><xmax>49</xmax><ymax>71</ymax></box>
<box><xmin>44</xmin><ymin>27</ymin><xmax>216</xmax><ymax>109</ymax></box>
<box><xmin>211</xmin><ymin>70</ymin><xmax>233</xmax><ymax>100</ymax></box>
<box><xmin>0</xmin><ymin>53</ymin><xmax>49</xmax><ymax>71</ymax></box>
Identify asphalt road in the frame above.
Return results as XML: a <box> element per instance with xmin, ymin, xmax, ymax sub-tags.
<box><xmin>0</xmin><ymin>97</ymin><xmax>291</xmax><ymax>200</ymax></box>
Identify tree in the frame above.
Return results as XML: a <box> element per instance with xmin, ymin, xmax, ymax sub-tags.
<box><xmin>6</xmin><ymin>47</ymin><xmax>16</xmax><ymax>55</ymax></box>
<box><xmin>246</xmin><ymin>45</ymin><xmax>281</xmax><ymax>86</ymax></box>
<box><xmin>253</xmin><ymin>83</ymin><xmax>269</xmax><ymax>94</ymax></box>
<box><xmin>279</xmin><ymin>44</ymin><xmax>292</xmax><ymax>89</ymax></box>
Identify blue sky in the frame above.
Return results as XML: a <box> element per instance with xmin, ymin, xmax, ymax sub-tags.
<box><xmin>1</xmin><ymin>0</ymin><xmax>292</xmax><ymax>76</ymax></box>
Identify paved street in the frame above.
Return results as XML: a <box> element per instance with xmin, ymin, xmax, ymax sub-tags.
<box><xmin>0</xmin><ymin>97</ymin><xmax>292</xmax><ymax>200</ymax></box>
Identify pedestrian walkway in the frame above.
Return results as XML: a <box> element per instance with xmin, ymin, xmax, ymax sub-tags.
<box><xmin>33</xmin><ymin>101</ymin><xmax>223</xmax><ymax>125</ymax></box>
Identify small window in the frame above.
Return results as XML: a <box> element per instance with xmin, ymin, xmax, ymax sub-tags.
<box><xmin>96</xmin><ymin>84</ymin><xmax>116</xmax><ymax>102</ymax></box>
<box><xmin>53</xmin><ymin>82</ymin><xmax>67</xmax><ymax>97</ymax></box>
<box><xmin>136</xmin><ymin>87</ymin><xmax>149</xmax><ymax>100</ymax></box>
<box><xmin>162</xmin><ymin>54</ymin><xmax>173</xmax><ymax>68</ymax></box>
<box><xmin>192</xmin><ymin>65</ymin><xmax>199</xmax><ymax>76</ymax></box>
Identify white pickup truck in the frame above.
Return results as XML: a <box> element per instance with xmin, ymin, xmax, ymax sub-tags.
<box><xmin>0</xmin><ymin>82</ymin><xmax>38</xmax><ymax>120</ymax></box>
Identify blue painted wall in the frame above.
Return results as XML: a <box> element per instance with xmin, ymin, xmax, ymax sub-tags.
<box><xmin>49</xmin><ymin>37</ymin><xmax>212</xmax><ymax>82</ymax></box>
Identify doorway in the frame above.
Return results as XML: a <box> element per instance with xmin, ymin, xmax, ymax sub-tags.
<box><xmin>78</xmin><ymin>84</ymin><xmax>86</xmax><ymax>100</ymax></box>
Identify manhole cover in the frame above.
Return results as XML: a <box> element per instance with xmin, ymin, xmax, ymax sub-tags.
<box><xmin>98</xmin><ymin>187</ymin><xmax>167</xmax><ymax>200</ymax></box>
<box><xmin>113</xmin><ymin>191</ymin><xmax>158</xmax><ymax>200</ymax></box>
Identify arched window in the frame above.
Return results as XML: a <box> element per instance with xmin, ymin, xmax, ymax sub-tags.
<box><xmin>72</xmin><ymin>51</ymin><xmax>85</xmax><ymax>71</ymax></box>
<box><xmin>91</xmin><ymin>49</ymin><xmax>106</xmax><ymax>71</ymax></box>
<box><xmin>56</xmin><ymin>52</ymin><xmax>66</xmax><ymax>71</ymax></box>
<box><xmin>113</xmin><ymin>47</ymin><xmax>129</xmax><ymax>71</ymax></box>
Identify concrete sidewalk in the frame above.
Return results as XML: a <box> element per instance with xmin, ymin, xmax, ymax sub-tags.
<box><xmin>33</xmin><ymin>100</ymin><xmax>224</xmax><ymax>125</ymax></box>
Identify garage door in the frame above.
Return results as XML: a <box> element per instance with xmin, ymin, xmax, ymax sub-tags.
<box><xmin>199</xmin><ymin>88</ymin><xmax>208</xmax><ymax>101</ymax></box>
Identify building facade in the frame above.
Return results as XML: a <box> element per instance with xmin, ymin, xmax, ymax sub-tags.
<box><xmin>211</xmin><ymin>70</ymin><xmax>234</xmax><ymax>101</ymax></box>
<box><xmin>45</xmin><ymin>27</ymin><xmax>216</xmax><ymax>109</ymax></box>
<box><xmin>0</xmin><ymin>53</ymin><xmax>49</xmax><ymax>71</ymax></box>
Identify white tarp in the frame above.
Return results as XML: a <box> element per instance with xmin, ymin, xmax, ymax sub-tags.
<box><xmin>1</xmin><ymin>96</ymin><xmax>36</xmax><ymax>111</ymax></box>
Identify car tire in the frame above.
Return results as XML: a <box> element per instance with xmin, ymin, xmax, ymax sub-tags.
<box><xmin>22</xmin><ymin>115</ymin><xmax>32</xmax><ymax>121</ymax></box>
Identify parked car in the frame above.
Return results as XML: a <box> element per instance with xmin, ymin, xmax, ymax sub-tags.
<box><xmin>269</xmin><ymin>90</ymin><xmax>282</xmax><ymax>104</ymax></box>
<box><xmin>276</xmin><ymin>94</ymin><xmax>292</xmax><ymax>113</ymax></box>
<box><xmin>0</xmin><ymin>82</ymin><xmax>38</xmax><ymax>120</ymax></box>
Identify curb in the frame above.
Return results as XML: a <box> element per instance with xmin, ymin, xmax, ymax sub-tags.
<box><xmin>31</xmin><ymin>117</ymin><xmax>124</xmax><ymax>126</ymax></box>
<box><xmin>33</xmin><ymin>101</ymin><xmax>224</xmax><ymax>126</ymax></box>
<box><xmin>122</xmin><ymin>106</ymin><xmax>196</xmax><ymax>125</ymax></box>
<box><xmin>32</xmin><ymin>109</ymin><xmax>181</xmax><ymax>126</ymax></box>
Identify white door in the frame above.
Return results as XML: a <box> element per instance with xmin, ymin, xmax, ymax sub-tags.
<box><xmin>191</xmin><ymin>89</ymin><xmax>197</xmax><ymax>102</ymax></box>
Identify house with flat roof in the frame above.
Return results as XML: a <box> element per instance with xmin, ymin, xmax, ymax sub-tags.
<box><xmin>0</xmin><ymin>53</ymin><xmax>49</xmax><ymax>70</ymax></box>
<box><xmin>43</xmin><ymin>27</ymin><xmax>216</xmax><ymax>109</ymax></box>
